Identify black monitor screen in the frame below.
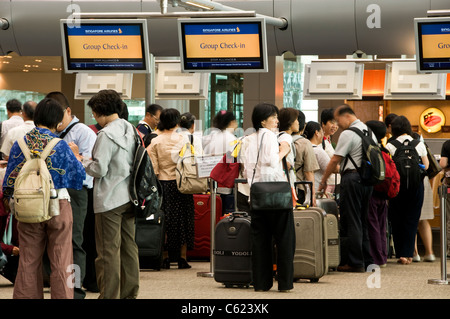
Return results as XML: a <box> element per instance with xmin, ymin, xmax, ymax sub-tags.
<box><xmin>415</xmin><ymin>17</ymin><xmax>450</xmax><ymax>73</ymax></box>
<box><xmin>178</xmin><ymin>18</ymin><xmax>268</xmax><ymax>73</ymax></box>
<box><xmin>61</xmin><ymin>19</ymin><xmax>150</xmax><ymax>73</ymax></box>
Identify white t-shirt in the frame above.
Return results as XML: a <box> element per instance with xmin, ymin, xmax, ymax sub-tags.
<box><xmin>0</xmin><ymin>120</ymin><xmax>35</xmax><ymax>156</ymax></box>
<box><xmin>385</xmin><ymin>135</ymin><xmax>427</xmax><ymax>158</ymax></box>
<box><xmin>312</xmin><ymin>144</ymin><xmax>330</xmax><ymax>191</ymax></box>
<box><xmin>278</xmin><ymin>132</ymin><xmax>295</xmax><ymax>187</ymax></box>
<box><xmin>0</xmin><ymin>115</ymin><xmax>24</xmax><ymax>148</ymax></box>
<box><xmin>242</xmin><ymin>128</ymin><xmax>285</xmax><ymax>185</ymax></box>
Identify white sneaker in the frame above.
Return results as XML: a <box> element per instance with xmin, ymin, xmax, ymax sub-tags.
<box><xmin>412</xmin><ymin>255</ymin><xmax>421</xmax><ymax>262</ymax></box>
<box><xmin>423</xmin><ymin>254</ymin><xmax>435</xmax><ymax>262</ymax></box>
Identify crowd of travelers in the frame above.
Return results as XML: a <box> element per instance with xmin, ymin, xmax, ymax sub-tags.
<box><xmin>0</xmin><ymin>89</ymin><xmax>447</xmax><ymax>298</ymax></box>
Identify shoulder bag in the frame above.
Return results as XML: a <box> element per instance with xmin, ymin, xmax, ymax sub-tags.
<box><xmin>175</xmin><ymin>141</ymin><xmax>208</xmax><ymax>194</ymax></box>
<box><xmin>209</xmin><ymin>137</ymin><xmax>243</xmax><ymax>189</ymax></box>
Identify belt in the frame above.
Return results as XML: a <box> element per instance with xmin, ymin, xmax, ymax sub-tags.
<box><xmin>342</xmin><ymin>169</ymin><xmax>358</xmax><ymax>175</ymax></box>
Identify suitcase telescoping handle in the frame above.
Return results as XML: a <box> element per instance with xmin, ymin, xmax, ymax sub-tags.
<box><xmin>231</xmin><ymin>178</ymin><xmax>249</xmax><ymax>220</ymax></box>
<box><xmin>294</xmin><ymin>181</ymin><xmax>313</xmax><ymax>208</ymax></box>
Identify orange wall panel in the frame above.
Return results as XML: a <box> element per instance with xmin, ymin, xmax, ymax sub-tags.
<box><xmin>362</xmin><ymin>69</ymin><xmax>385</xmax><ymax>96</ymax></box>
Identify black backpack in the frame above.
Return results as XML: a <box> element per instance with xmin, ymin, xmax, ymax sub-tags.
<box><xmin>345</xmin><ymin>127</ymin><xmax>385</xmax><ymax>186</ymax></box>
<box><xmin>389</xmin><ymin>139</ymin><xmax>423</xmax><ymax>191</ymax></box>
<box><xmin>143</xmin><ymin>132</ymin><xmax>159</xmax><ymax>148</ymax></box>
<box><xmin>129</xmin><ymin>127</ymin><xmax>163</xmax><ymax>219</ymax></box>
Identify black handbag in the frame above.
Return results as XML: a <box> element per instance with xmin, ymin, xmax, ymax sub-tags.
<box><xmin>249</xmin><ymin>132</ymin><xmax>293</xmax><ymax>212</ymax></box>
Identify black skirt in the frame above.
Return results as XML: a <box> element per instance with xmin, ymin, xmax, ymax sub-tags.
<box><xmin>160</xmin><ymin>180</ymin><xmax>195</xmax><ymax>252</ymax></box>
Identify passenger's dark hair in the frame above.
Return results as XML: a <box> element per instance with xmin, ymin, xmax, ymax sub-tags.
<box><xmin>384</xmin><ymin>113</ymin><xmax>398</xmax><ymax>127</ymax></box>
<box><xmin>45</xmin><ymin>91</ymin><xmax>70</xmax><ymax>110</ymax></box>
<box><xmin>412</xmin><ymin>132</ymin><xmax>421</xmax><ymax>140</ymax></box>
<box><xmin>146</xmin><ymin>103</ymin><xmax>163</xmax><ymax>116</ymax></box>
<box><xmin>120</xmin><ymin>102</ymin><xmax>129</xmax><ymax>121</ymax></box>
<box><xmin>87</xmin><ymin>89</ymin><xmax>123</xmax><ymax>116</ymax></box>
<box><xmin>335</xmin><ymin>104</ymin><xmax>355</xmax><ymax>116</ymax></box>
<box><xmin>22</xmin><ymin>101</ymin><xmax>36</xmax><ymax>120</ymax></box>
<box><xmin>303</xmin><ymin>121</ymin><xmax>322</xmax><ymax>140</ymax></box>
<box><xmin>297</xmin><ymin>110</ymin><xmax>306</xmax><ymax>131</ymax></box>
<box><xmin>279</xmin><ymin>108</ymin><xmax>299</xmax><ymax>132</ymax></box>
<box><xmin>159</xmin><ymin>108</ymin><xmax>181</xmax><ymax>131</ymax></box>
<box><xmin>34</xmin><ymin>98</ymin><xmax>64</xmax><ymax>130</ymax></box>
<box><xmin>180</xmin><ymin>112</ymin><xmax>196</xmax><ymax>130</ymax></box>
<box><xmin>212</xmin><ymin>110</ymin><xmax>236</xmax><ymax>131</ymax></box>
<box><xmin>391</xmin><ymin>115</ymin><xmax>413</xmax><ymax>138</ymax></box>
<box><xmin>6</xmin><ymin>99</ymin><xmax>22</xmax><ymax>113</ymax></box>
<box><xmin>320</xmin><ymin>108</ymin><xmax>335</xmax><ymax>126</ymax></box>
<box><xmin>251</xmin><ymin>103</ymin><xmax>279</xmax><ymax>131</ymax></box>
<box><xmin>366</xmin><ymin>120</ymin><xmax>387</xmax><ymax>143</ymax></box>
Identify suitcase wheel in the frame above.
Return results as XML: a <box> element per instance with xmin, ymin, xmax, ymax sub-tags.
<box><xmin>310</xmin><ymin>278</ymin><xmax>319</xmax><ymax>283</ymax></box>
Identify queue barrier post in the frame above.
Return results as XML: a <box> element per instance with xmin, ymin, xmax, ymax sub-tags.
<box><xmin>428</xmin><ymin>184</ymin><xmax>449</xmax><ymax>285</ymax></box>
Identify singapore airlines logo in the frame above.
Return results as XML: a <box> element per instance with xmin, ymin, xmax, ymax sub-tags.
<box><xmin>118</xmin><ymin>28</ymin><xmax>123</xmax><ymax>34</ymax></box>
<box><xmin>236</xmin><ymin>27</ymin><xmax>240</xmax><ymax>33</ymax></box>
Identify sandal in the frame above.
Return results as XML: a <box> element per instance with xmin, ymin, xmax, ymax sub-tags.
<box><xmin>397</xmin><ymin>257</ymin><xmax>409</xmax><ymax>265</ymax></box>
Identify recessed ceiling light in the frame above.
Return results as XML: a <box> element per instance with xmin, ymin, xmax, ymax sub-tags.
<box><xmin>24</xmin><ymin>64</ymin><xmax>31</xmax><ymax>68</ymax></box>
<box><xmin>35</xmin><ymin>59</ymin><xmax>42</xmax><ymax>62</ymax></box>
<box><xmin>22</xmin><ymin>69</ymin><xmax>29</xmax><ymax>72</ymax></box>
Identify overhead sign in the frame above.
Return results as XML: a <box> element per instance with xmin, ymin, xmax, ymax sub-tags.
<box><xmin>61</xmin><ymin>19</ymin><xmax>150</xmax><ymax>73</ymax></box>
<box><xmin>178</xmin><ymin>17</ymin><xmax>268</xmax><ymax>73</ymax></box>
<box><xmin>415</xmin><ymin>17</ymin><xmax>450</xmax><ymax>73</ymax></box>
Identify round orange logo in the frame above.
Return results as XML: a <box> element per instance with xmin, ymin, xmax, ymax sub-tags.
<box><xmin>420</xmin><ymin>108</ymin><xmax>446</xmax><ymax>133</ymax></box>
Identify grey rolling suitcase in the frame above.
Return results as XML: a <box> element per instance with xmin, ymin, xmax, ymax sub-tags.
<box><xmin>316</xmin><ymin>195</ymin><xmax>340</xmax><ymax>219</ymax></box>
<box><xmin>316</xmin><ymin>192</ymin><xmax>341</xmax><ymax>270</ymax></box>
<box><xmin>213</xmin><ymin>179</ymin><xmax>252</xmax><ymax>288</ymax></box>
<box><xmin>293</xmin><ymin>182</ymin><xmax>328</xmax><ymax>282</ymax></box>
<box><xmin>325</xmin><ymin>214</ymin><xmax>340</xmax><ymax>270</ymax></box>
<box><xmin>293</xmin><ymin>206</ymin><xmax>328</xmax><ymax>282</ymax></box>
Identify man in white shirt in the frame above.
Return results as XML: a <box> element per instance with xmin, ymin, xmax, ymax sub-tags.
<box><xmin>136</xmin><ymin>103</ymin><xmax>163</xmax><ymax>137</ymax></box>
<box><xmin>1</xmin><ymin>101</ymin><xmax>36</xmax><ymax>160</ymax></box>
<box><xmin>318</xmin><ymin>104</ymin><xmax>376</xmax><ymax>273</ymax></box>
<box><xmin>0</xmin><ymin>99</ymin><xmax>24</xmax><ymax>149</ymax></box>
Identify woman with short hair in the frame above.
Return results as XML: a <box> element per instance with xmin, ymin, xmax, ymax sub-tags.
<box><xmin>148</xmin><ymin>108</ymin><xmax>195</xmax><ymax>269</ymax></box>
<box><xmin>2</xmin><ymin>98</ymin><xmax>85</xmax><ymax>299</ymax></box>
<box><xmin>241</xmin><ymin>103</ymin><xmax>295</xmax><ymax>292</ymax></box>
<box><xmin>83</xmin><ymin>89</ymin><xmax>140</xmax><ymax>299</ymax></box>
<box><xmin>385</xmin><ymin>115</ymin><xmax>429</xmax><ymax>265</ymax></box>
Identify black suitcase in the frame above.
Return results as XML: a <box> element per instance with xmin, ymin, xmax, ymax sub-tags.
<box><xmin>213</xmin><ymin>179</ymin><xmax>252</xmax><ymax>288</ymax></box>
<box><xmin>135</xmin><ymin>209</ymin><xmax>165</xmax><ymax>270</ymax></box>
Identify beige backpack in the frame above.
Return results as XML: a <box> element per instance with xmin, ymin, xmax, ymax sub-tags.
<box><xmin>13</xmin><ymin>137</ymin><xmax>60</xmax><ymax>223</ymax></box>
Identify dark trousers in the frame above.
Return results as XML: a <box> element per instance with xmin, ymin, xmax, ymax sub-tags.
<box><xmin>339</xmin><ymin>172</ymin><xmax>373</xmax><ymax>269</ymax></box>
<box><xmin>82</xmin><ymin>188</ymin><xmax>98</xmax><ymax>292</ymax></box>
<box><xmin>367</xmin><ymin>194</ymin><xmax>388</xmax><ymax>265</ymax></box>
<box><xmin>68</xmin><ymin>187</ymin><xmax>89</xmax><ymax>299</ymax></box>
<box><xmin>388</xmin><ymin>181</ymin><xmax>424</xmax><ymax>258</ymax></box>
<box><xmin>251</xmin><ymin>209</ymin><xmax>295</xmax><ymax>291</ymax></box>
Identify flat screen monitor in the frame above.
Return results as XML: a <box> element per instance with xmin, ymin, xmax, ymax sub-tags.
<box><xmin>178</xmin><ymin>17</ymin><xmax>268</xmax><ymax>73</ymax></box>
<box><xmin>61</xmin><ymin>19</ymin><xmax>150</xmax><ymax>73</ymax></box>
<box><xmin>415</xmin><ymin>17</ymin><xmax>450</xmax><ymax>73</ymax></box>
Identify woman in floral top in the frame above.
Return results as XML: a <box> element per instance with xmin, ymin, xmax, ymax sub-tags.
<box><xmin>2</xmin><ymin>98</ymin><xmax>85</xmax><ymax>299</ymax></box>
